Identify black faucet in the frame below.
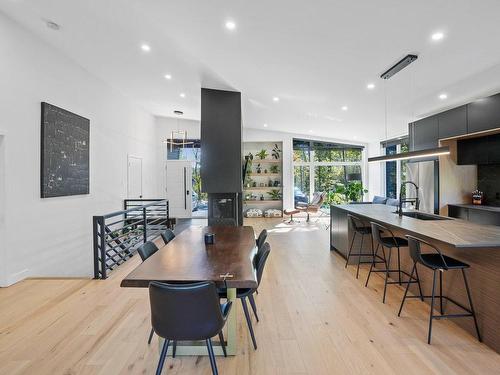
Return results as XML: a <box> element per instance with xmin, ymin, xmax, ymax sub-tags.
<box><xmin>397</xmin><ymin>181</ymin><xmax>420</xmax><ymax>217</ymax></box>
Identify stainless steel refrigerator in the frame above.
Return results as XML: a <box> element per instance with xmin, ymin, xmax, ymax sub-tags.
<box><xmin>406</xmin><ymin>160</ymin><xmax>440</xmax><ymax>214</ymax></box>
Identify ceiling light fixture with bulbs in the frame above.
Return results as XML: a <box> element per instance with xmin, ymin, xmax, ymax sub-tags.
<box><xmin>162</xmin><ymin>110</ymin><xmax>194</xmax><ymax>152</ymax></box>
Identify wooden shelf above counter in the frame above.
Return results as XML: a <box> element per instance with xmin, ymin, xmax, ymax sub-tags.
<box><xmin>250</xmin><ymin>159</ymin><xmax>281</xmax><ymax>163</ymax></box>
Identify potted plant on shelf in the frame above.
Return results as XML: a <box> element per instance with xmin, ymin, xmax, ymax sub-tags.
<box><xmin>269</xmin><ymin>165</ymin><xmax>279</xmax><ymax>174</ymax></box>
<box><xmin>272</xmin><ymin>143</ymin><xmax>281</xmax><ymax>159</ymax></box>
<box><xmin>256</xmin><ymin>149</ymin><xmax>268</xmax><ymax>160</ymax></box>
<box><xmin>256</xmin><ymin>163</ymin><xmax>262</xmax><ymax>173</ymax></box>
<box><xmin>268</xmin><ymin>189</ymin><xmax>282</xmax><ymax>200</ymax></box>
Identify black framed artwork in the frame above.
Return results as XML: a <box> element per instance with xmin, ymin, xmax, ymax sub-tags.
<box><xmin>40</xmin><ymin>102</ymin><xmax>90</xmax><ymax>198</ymax></box>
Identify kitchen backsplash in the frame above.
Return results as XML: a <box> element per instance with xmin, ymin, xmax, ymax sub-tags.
<box><xmin>478</xmin><ymin>164</ymin><xmax>500</xmax><ymax>206</ymax></box>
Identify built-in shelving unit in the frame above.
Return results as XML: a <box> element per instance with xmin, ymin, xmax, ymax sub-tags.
<box><xmin>243</xmin><ymin>141</ymin><xmax>283</xmax><ymax>217</ymax></box>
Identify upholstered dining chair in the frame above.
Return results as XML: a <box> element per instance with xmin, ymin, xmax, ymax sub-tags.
<box><xmin>149</xmin><ymin>281</ymin><xmax>232</xmax><ymax>375</ymax></box>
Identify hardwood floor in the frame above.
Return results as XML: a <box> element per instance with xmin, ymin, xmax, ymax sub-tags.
<box><xmin>0</xmin><ymin>217</ymin><xmax>499</xmax><ymax>374</ymax></box>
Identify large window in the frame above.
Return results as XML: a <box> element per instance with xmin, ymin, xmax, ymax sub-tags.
<box><xmin>293</xmin><ymin>139</ymin><xmax>364</xmax><ymax>206</ymax></box>
<box><xmin>383</xmin><ymin>138</ymin><xmax>409</xmax><ymax>199</ymax></box>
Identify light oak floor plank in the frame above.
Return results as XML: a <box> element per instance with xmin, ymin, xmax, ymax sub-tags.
<box><xmin>0</xmin><ymin>217</ymin><xmax>499</xmax><ymax>374</ymax></box>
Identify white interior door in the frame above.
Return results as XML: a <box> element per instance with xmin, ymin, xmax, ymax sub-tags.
<box><xmin>165</xmin><ymin>160</ymin><xmax>192</xmax><ymax>218</ymax></box>
<box><xmin>127</xmin><ymin>156</ymin><xmax>143</xmax><ymax>198</ymax></box>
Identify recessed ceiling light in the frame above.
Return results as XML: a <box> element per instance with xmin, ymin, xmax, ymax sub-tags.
<box><xmin>263</xmin><ymin>123</ymin><xmax>268</xmax><ymax>128</ymax></box>
<box><xmin>180</xmin><ymin>93</ymin><xmax>186</xmax><ymax>98</ymax></box>
<box><xmin>45</xmin><ymin>20</ymin><xmax>60</xmax><ymax>30</ymax></box>
<box><xmin>439</xmin><ymin>93</ymin><xmax>448</xmax><ymax>100</ymax></box>
<box><xmin>367</xmin><ymin>83</ymin><xmax>375</xmax><ymax>90</ymax></box>
<box><xmin>164</xmin><ymin>74</ymin><xmax>172</xmax><ymax>80</ymax></box>
<box><xmin>141</xmin><ymin>44</ymin><xmax>151</xmax><ymax>52</ymax></box>
<box><xmin>341</xmin><ymin>106</ymin><xmax>348</xmax><ymax>111</ymax></box>
<box><xmin>225</xmin><ymin>20</ymin><xmax>236</xmax><ymax>30</ymax></box>
<box><xmin>309</xmin><ymin>130</ymin><xmax>314</xmax><ymax>133</ymax></box>
<box><xmin>431</xmin><ymin>32</ymin><xmax>444</xmax><ymax>41</ymax></box>
<box><xmin>273</xmin><ymin>97</ymin><xmax>280</xmax><ymax>102</ymax></box>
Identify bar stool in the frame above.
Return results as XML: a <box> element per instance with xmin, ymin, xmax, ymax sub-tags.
<box><xmin>344</xmin><ymin>214</ymin><xmax>385</xmax><ymax>279</ymax></box>
<box><xmin>398</xmin><ymin>235</ymin><xmax>481</xmax><ymax>344</ymax></box>
<box><xmin>367</xmin><ymin>222</ymin><xmax>423</xmax><ymax>303</ymax></box>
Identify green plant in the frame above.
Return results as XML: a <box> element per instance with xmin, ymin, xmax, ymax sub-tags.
<box><xmin>256</xmin><ymin>163</ymin><xmax>262</xmax><ymax>173</ymax></box>
<box><xmin>269</xmin><ymin>165</ymin><xmax>279</xmax><ymax>174</ymax></box>
<box><xmin>268</xmin><ymin>189</ymin><xmax>282</xmax><ymax>200</ymax></box>
<box><xmin>256</xmin><ymin>149</ymin><xmax>268</xmax><ymax>160</ymax></box>
<box><xmin>331</xmin><ymin>181</ymin><xmax>367</xmax><ymax>203</ymax></box>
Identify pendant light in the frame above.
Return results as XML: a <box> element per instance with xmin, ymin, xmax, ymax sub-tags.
<box><xmin>368</xmin><ymin>54</ymin><xmax>450</xmax><ymax>162</ymax></box>
<box><xmin>163</xmin><ymin>110</ymin><xmax>194</xmax><ymax>152</ymax></box>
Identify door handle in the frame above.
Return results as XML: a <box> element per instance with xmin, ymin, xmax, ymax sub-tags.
<box><xmin>184</xmin><ymin>167</ymin><xmax>187</xmax><ymax>210</ymax></box>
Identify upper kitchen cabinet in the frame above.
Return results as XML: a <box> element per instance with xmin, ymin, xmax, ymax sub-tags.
<box><xmin>411</xmin><ymin>115</ymin><xmax>439</xmax><ymax>151</ymax></box>
<box><xmin>467</xmin><ymin>93</ymin><xmax>500</xmax><ymax>134</ymax></box>
<box><xmin>438</xmin><ymin>105</ymin><xmax>467</xmax><ymax>139</ymax></box>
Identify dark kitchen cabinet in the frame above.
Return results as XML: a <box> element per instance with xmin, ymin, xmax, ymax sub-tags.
<box><xmin>467</xmin><ymin>93</ymin><xmax>500</xmax><ymax>134</ymax></box>
<box><xmin>457</xmin><ymin>133</ymin><xmax>500</xmax><ymax>165</ymax></box>
<box><xmin>412</xmin><ymin>116</ymin><xmax>439</xmax><ymax>151</ymax></box>
<box><xmin>438</xmin><ymin>105</ymin><xmax>467</xmax><ymax>139</ymax></box>
<box><xmin>457</xmin><ymin>136</ymin><xmax>489</xmax><ymax>164</ymax></box>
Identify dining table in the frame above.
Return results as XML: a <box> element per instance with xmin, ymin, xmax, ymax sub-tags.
<box><xmin>121</xmin><ymin>225</ymin><xmax>258</xmax><ymax>356</ymax></box>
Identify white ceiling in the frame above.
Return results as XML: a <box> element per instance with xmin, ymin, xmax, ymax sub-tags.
<box><xmin>2</xmin><ymin>0</ymin><xmax>500</xmax><ymax>142</ymax></box>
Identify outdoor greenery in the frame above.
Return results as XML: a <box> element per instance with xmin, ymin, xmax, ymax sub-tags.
<box><xmin>327</xmin><ymin>181</ymin><xmax>368</xmax><ymax>204</ymax></box>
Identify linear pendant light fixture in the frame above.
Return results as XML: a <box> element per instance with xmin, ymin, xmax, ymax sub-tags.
<box><xmin>368</xmin><ymin>53</ymin><xmax>451</xmax><ymax>162</ymax></box>
<box><xmin>368</xmin><ymin>146</ymin><xmax>450</xmax><ymax>162</ymax></box>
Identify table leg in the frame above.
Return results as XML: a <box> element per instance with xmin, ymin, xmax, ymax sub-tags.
<box><xmin>156</xmin><ymin>287</ymin><xmax>238</xmax><ymax>356</ymax></box>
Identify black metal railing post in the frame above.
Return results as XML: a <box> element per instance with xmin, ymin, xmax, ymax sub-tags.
<box><xmin>92</xmin><ymin>216</ymin><xmax>100</xmax><ymax>279</ymax></box>
<box><xmin>92</xmin><ymin>199</ymin><xmax>168</xmax><ymax>279</ymax></box>
<box><xmin>143</xmin><ymin>206</ymin><xmax>148</xmax><ymax>243</ymax></box>
<box><xmin>99</xmin><ymin>216</ymin><xmax>107</xmax><ymax>279</ymax></box>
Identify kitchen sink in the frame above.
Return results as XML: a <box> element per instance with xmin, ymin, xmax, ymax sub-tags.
<box><xmin>397</xmin><ymin>211</ymin><xmax>451</xmax><ymax>221</ymax></box>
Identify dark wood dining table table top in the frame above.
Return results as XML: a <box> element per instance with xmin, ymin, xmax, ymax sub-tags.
<box><xmin>120</xmin><ymin>225</ymin><xmax>258</xmax><ymax>289</ymax></box>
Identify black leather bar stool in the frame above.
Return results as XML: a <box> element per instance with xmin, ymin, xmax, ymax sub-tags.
<box><xmin>344</xmin><ymin>214</ymin><xmax>385</xmax><ymax>279</ymax></box>
<box><xmin>367</xmin><ymin>222</ymin><xmax>423</xmax><ymax>303</ymax></box>
<box><xmin>398</xmin><ymin>235</ymin><xmax>481</xmax><ymax>344</ymax></box>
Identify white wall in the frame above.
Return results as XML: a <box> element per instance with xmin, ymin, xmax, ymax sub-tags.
<box><xmin>367</xmin><ymin>141</ymin><xmax>384</xmax><ymax>200</ymax></box>
<box><xmin>0</xmin><ymin>13</ymin><xmax>158</xmax><ymax>285</ymax></box>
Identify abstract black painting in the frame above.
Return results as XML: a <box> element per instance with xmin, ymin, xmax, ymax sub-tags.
<box><xmin>41</xmin><ymin>102</ymin><xmax>90</xmax><ymax>198</ymax></box>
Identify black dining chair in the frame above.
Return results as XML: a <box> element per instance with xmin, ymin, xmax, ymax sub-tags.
<box><xmin>149</xmin><ymin>281</ymin><xmax>232</xmax><ymax>375</ymax></box>
<box><xmin>161</xmin><ymin>229</ymin><xmax>175</xmax><ymax>245</ymax></box>
<box><xmin>137</xmin><ymin>241</ymin><xmax>159</xmax><ymax>262</ymax></box>
<box><xmin>398</xmin><ymin>235</ymin><xmax>481</xmax><ymax>344</ymax></box>
<box><xmin>218</xmin><ymin>242</ymin><xmax>271</xmax><ymax>350</ymax></box>
<box><xmin>256</xmin><ymin>229</ymin><xmax>267</xmax><ymax>250</ymax></box>
<box><xmin>137</xmin><ymin>241</ymin><xmax>160</xmax><ymax>345</ymax></box>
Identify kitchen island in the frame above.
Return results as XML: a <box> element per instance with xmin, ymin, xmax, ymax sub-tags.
<box><xmin>330</xmin><ymin>203</ymin><xmax>500</xmax><ymax>353</ymax></box>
